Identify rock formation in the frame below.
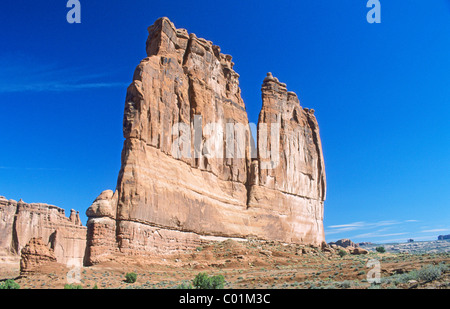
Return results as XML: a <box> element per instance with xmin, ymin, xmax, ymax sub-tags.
<box><xmin>84</xmin><ymin>17</ymin><xmax>327</xmax><ymax>264</ymax></box>
<box><xmin>0</xmin><ymin>196</ymin><xmax>86</xmax><ymax>266</ymax></box>
<box><xmin>351</xmin><ymin>247</ymin><xmax>369</xmax><ymax>255</ymax></box>
<box><xmin>438</xmin><ymin>235</ymin><xmax>450</xmax><ymax>241</ymax></box>
<box><xmin>20</xmin><ymin>237</ymin><xmax>57</xmax><ymax>274</ymax></box>
<box><xmin>328</xmin><ymin>239</ymin><xmax>359</xmax><ymax>248</ymax></box>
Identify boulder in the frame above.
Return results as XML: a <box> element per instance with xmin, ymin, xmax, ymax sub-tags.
<box><xmin>351</xmin><ymin>248</ymin><xmax>369</xmax><ymax>255</ymax></box>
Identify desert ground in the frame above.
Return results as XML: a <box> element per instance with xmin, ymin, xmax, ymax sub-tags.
<box><xmin>1</xmin><ymin>239</ymin><xmax>449</xmax><ymax>289</ymax></box>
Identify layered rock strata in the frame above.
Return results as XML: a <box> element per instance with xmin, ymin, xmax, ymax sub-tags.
<box><xmin>247</xmin><ymin>72</ymin><xmax>326</xmax><ymax>244</ymax></box>
<box><xmin>85</xmin><ymin>17</ymin><xmax>327</xmax><ymax>264</ymax></box>
<box><xmin>20</xmin><ymin>237</ymin><xmax>58</xmax><ymax>274</ymax></box>
<box><xmin>0</xmin><ymin>196</ymin><xmax>86</xmax><ymax>266</ymax></box>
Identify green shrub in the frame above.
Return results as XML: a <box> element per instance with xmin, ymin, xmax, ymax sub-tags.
<box><xmin>64</xmin><ymin>283</ymin><xmax>83</xmax><ymax>289</ymax></box>
<box><xmin>417</xmin><ymin>264</ymin><xmax>443</xmax><ymax>282</ymax></box>
<box><xmin>125</xmin><ymin>272</ymin><xmax>137</xmax><ymax>283</ymax></box>
<box><xmin>0</xmin><ymin>279</ymin><xmax>20</xmax><ymax>289</ymax></box>
<box><xmin>176</xmin><ymin>281</ymin><xmax>194</xmax><ymax>289</ymax></box>
<box><xmin>339</xmin><ymin>280</ymin><xmax>353</xmax><ymax>289</ymax></box>
<box><xmin>209</xmin><ymin>275</ymin><xmax>225</xmax><ymax>289</ymax></box>
<box><xmin>375</xmin><ymin>247</ymin><xmax>386</xmax><ymax>253</ymax></box>
<box><xmin>338</xmin><ymin>249</ymin><xmax>347</xmax><ymax>257</ymax></box>
<box><xmin>193</xmin><ymin>272</ymin><xmax>225</xmax><ymax>289</ymax></box>
<box><xmin>387</xmin><ymin>263</ymin><xmax>447</xmax><ymax>285</ymax></box>
<box><xmin>193</xmin><ymin>272</ymin><xmax>210</xmax><ymax>289</ymax></box>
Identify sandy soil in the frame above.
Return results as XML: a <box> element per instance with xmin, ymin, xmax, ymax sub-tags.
<box><xmin>1</xmin><ymin>239</ymin><xmax>449</xmax><ymax>289</ymax></box>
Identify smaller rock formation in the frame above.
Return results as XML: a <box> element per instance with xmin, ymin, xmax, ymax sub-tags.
<box><xmin>351</xmin><ymin>247</ymin><xmax>369</xmax><ymax>255</ymax></box>
<box><xmin>0</xmin><ymin>196</ymin><xmax>87</xmax><ymax>266</ymax></box>
<box><xmin>20</xmin><ymin>237</ymin><xmax>57</xmax><ymax>274</ymax></box>
<box><xmin>69</xmin><ymin>209</ymin><xmax>83</xmax><ymax>226</ymax></box>
<box><xmin>328</xmin><ymin>239</ymin><xmax>359</xmax><ymax>248</ymax></box>
<box><xmin>84</xmin><ymin>190</ymin><xmax>118</xmax><ymax>265</ymax></box>
<box><xmin>438</xmin><ymin>235</ymin><xmax>450</xmax><ymax>241</ymax></box>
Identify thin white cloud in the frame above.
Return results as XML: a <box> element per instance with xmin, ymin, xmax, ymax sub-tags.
<box><xmin>0</xmin><ymin>82</ymin><xmax>128</xmax><ymax>93</ymax></box>
<box><xmin>326</xmin><ymin>220</ymin><xmax>401</xmax><ymax>235</ymax></box>
<box><xmin>325</xmin><ymin>219</ymin><xmax>423</xmax><ymax>243</ymax></box>
<box><xmin>0</xmin><ymin>166</ymin><xmax>65</xmax><ymax>171</ymax></box>
<box><xmin>0</xmin><ymin>54</ymin><xmax>128</xmax><ymax>93</ymax></box>
<box><xmin>353</xmin><ymin>232</ymin><xmax>408</xmax><ymax>239</ymax></box>
<box><xmin>420</xmin><ymin>228</ymin><xmax>449</xmax><ymax>233</ymax></box>
<box><xmin>327</xmin><ymin>222</ymin><xmax>366</xmax><ymax>229</ymax></box>
<box><xmin>381</xmin><ymin>235</ymin><xmax>438</xmax><ymax>243</ymax></box>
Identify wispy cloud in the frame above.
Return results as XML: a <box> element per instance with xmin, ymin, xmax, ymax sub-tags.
<box><xmin>326</xmin><ymin>220</ymin><xmax>402</xmax><ymax>235</ymax></box>
<box><xmin>0</xmin><ymin>82</ymin><xmax>129</xmax><ymax>93</ymax></box>
<box><xmin>420</xmin><ymin>228</ymin><xmax>450</xmax><ymax>233</ymax></box>
<box><xmin>325</xmin><ymin>219</ymin><xmax>424</xmax><ymax>243</ymax></box>
<box><xmin>0</xmin><ymin>166</ymin><xmax>65</xmax><ymax>171</ymax></box>
<box><xmin>0</xmin><ymin>53</ymin><xmax>128</xmax><ymax>93</ymax></box>
<box><xmin>353</xmin><ymin>232</ymin><xmax>408</xmax><ymax>239</ymax></box>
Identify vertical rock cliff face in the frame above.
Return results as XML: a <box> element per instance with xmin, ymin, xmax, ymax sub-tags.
<box><xmin>85</xmin><ymin>17</ymin><xmax>327</xmax><ymax>264</ymax></box>
<box><xmin>247</xmin><ymin>73</ymin><xmax>326</xmax><ymax>244</ymax></box>
<box><xmin>0</xmin><ymin>196</ymin><xmax>86</xmax><ymax>266</ymax></box>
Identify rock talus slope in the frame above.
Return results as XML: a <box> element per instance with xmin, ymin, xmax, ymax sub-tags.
<box><xmin>85</xmin><ymin>17</ymin><xmax>327</xmax><ymax>264</ymax></box>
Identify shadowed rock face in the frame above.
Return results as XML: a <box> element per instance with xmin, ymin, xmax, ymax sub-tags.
<box><xmin>84</xmin><ymin>17</ymin><xmax>327</xmax><ymax>264</ymax></box>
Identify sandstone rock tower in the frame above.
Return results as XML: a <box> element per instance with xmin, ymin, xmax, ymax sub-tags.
<box><xmin>84</xmin><ymin>17</ymin><xmax>326</xmax><ymax>265</ymax></box>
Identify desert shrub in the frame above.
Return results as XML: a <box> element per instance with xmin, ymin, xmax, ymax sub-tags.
<box><xmin>64</xmin><ymin>283</ymin><xmax>83</xmax><ymax>289</ymax></box>
<box><xmin>376</xmin><ymin>247</ymin><xmax>386</xmax><ymax>253</ymax></box>
<box><xmin>176</xmin><ymin>281</ymin><xmax>194</xmax><ymax>289</ymax></box>
<box><xmin>389</xmin><ymin>271</ymin><xmax>417</xmax><ymax>285</ymax></box>
<box><xmin>339</xmin><ymin>280</ymin><xmax>353</xmax><ymax>289</ymax></box>
<box><xmin>0</xmin><ymin>279</ymin><xmax>20</xmax><ymax>289</ymax></box>
<box><xmin>125</xmin><ymin>272</ymin><xmax>137</xmax><ymax>283</ymax></box>
<box><xmin>338</xmin><ymin>249</ymin><xmax>347</xmax><ymax>257</ymax></box>
<box><xmin>368</xmin><ymin>283</ymin><xmax>381</xmax><ymax>289</ymax></box>
<box><xmin>193</xmin><ymin>272</ymin><xmax>225</xmax><ymax>289</ymax></box>
<box><xmin>209</xmin><ymin>274</ymin><xmax>225</xmax><ymax>289</ymax></box>
<box><xmin>193</xmin><ymin>272</ymin><xmax>209</xmax><ymax>288</ymax></box>
<box><xmin>417</xmin><ymin>264</ymin><xmax>443</xmax><ymax>282</ymax></box>
<box><xmin>387</xmin><ymin>263</ymin><xmax>447</xmax><ymax>285</ymax></box>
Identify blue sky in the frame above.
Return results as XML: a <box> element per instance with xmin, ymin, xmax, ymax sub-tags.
<box><xmin>0</xmin><ymin>1</ymin><xmax>449</xmax><ymax>244</ymax></box>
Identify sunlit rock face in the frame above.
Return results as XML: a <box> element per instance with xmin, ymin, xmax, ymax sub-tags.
<box><xmin>0</xmin><ymin>196</ymin><xmax>86</xmax><ymax>267</ymax></box>
<box><xmin>84</xmin><ymin>17</ymin><xmax>326</xmax><ymax>264</ymax></box>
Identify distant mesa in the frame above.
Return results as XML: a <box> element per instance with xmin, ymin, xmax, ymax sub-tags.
<box><xmin>438</xmin><ymin>235</ymin><xmax>450</xmax><ymax>241</ymax></box>
<box><xmin>358</xmin><ymin>242</ymin><xmax>374</xmax><ymax>247</ymax></box>
<box><xmin>328</xmin><ymin>239</ymin><xmax>358</xmax><ymax>248</ymax></box>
